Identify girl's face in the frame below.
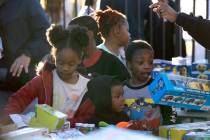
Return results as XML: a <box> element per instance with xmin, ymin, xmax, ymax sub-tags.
<box><xmin>111</xmin><ymin>85</ymin><xmax>124</xmax><ymax>112</ymax></box>
<box><xmin>128</xmin><ymin>50</ymin><xmax>154</xmax><ymax>83</ymax></box>
<box><xmin>55</xmin><ymin>48</ymin><xmax>81</xmax><ymax>82</ymax></box>
<box><xmin>117</xmin><ymin>20</ymin><xmax>130</xmax><ymax>47</ymax></box>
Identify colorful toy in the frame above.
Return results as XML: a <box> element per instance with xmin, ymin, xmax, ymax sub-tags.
<box><xmin>148</xmin><ymin>73</ymin><xmax>210</xmax><ymax>111</ymax></box>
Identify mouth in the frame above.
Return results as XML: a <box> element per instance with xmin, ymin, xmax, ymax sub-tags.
<box><xmin>120</xmin><ymin>104</ymin><xmax>125</xmax><ymax>109</ymax></box>
<box><xmin>141</xmin><ymin>72</ymin><xmax>151</xmax><ymax>77</ymax></box>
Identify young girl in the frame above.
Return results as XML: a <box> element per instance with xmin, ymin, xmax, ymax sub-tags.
<box><xmin>2</xmin><ymin>25</ymin><xmax>90</xmax><ymax>126</ymax></box>
<box><xmin>86</xmin><ymin>75</ymin><xmax>129</xmax><ymax>126</ymax></box>
<box><xmin>94</xmin><ymin>7</ymin><xmax>130</xmax><ymax>65</ymax></box>
<box><xmin>123</xmin><ymin>40</ymin><xmax>174</xmax><ymax>131</ymax></box>
<box><xmin>68</xmin><ymin>16</ymin><xmax>130</xmax><ymax>81</ymax></box>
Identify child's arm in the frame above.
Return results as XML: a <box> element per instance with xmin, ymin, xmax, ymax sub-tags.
<box><xmin>69</xmin><ymin>98</ymin><xmax>95</xmax><ymax>127</ymax></box>
<box><xmin>4</xmin><ymin>76</ymin><xmax>43</xmax><ymax>115</ymax></box>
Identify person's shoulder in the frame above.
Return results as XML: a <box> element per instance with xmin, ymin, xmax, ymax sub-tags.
<box><xmin>101</xmin><ymin>50</ymin><xmax>122</xmax><ymax>63</ymax></box>
<box><xmin>79</xmin><ymin>73</ymin><xmax>91</xmax><ymax>82</ymax></box>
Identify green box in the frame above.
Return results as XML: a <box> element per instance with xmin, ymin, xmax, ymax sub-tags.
<box><xmin>30</xmin><ymin>104</ymin><xmax>67</xmax><ymax>131</ymax></box>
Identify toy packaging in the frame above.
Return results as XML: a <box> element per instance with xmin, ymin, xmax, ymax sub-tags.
<box><xmin>153</xmin><ymin>59</ymin><xmax>173</xmax><ymax>72</ymax></box>
<box><xmin>191</xmin><ymin>63</ymin><xmax>210</xmax><ymax>80</ymax></box>
<box><xmin>183</xmin><ymin>130</ymin><xmax>210</xmax><ymax>140</ymax></box>
<box><xmin>29</xmin><ymin>104</ymin><xmax>67</xmax><ymax>131</ymax></box>
<box><xmin>148</xmin><ymin>73</ymin><xmax>210</xmax><ymax>111</ymax></box>
<box><xmin>171</xmin><ymin>57</ymin><xmax>191</xmax><ymax>77</ymax></box>
<box><xmin>152</xmin><ymin>58</ymin><xmax>191</xmax><ymax>79</ymax></box>
<box><xmin>159</xmin><ymin>121</ymin><xmax>210</xmax><ymax>140</ymax></box>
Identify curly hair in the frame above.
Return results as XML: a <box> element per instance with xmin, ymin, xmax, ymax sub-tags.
<box><xmin>94</xmin><ymin>7</ymin><xmax>126</xmax><ymax>39</ymax></box>
<box><xmin>46</xmin><ymin>24</ymin><xmax>89</xmax><ymax>58</ymax></box>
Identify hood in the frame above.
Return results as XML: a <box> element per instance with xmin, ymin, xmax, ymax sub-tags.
<box><xmin>87</xmin><ymin>75</ymin><xmax>115</xmax><ymax>113</ymax></box>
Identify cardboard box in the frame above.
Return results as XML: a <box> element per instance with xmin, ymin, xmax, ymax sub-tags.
<box><xmin>29</xmin><ymin>104</ymin><xmax>67</xmax><ymax>131</ymax></box>
<box><xmin>159</xmin><ymin>121</ymin><xmax>210</xmax><ymax>140</ymax></box>
<box><xmin>148</xmin><ymin>73</ymin><xmax>210</xmax><ymax>111</ymax></box>
<box><xmin>191</xmin><ymin>63</ymin><xmax>210</xmax><ymax>80</ymax></box>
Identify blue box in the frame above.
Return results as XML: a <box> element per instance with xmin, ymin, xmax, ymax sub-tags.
<box><xmin>191</xmin><ymin>63</ymin><xmax>210</xmax><ymax>80</ymax></box>
<box><xmin>148</xmin><ymin>73</ymin><xmax>210</xmax><ymax>111</ymax></box>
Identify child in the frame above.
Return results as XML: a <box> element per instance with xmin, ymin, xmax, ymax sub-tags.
<box><xmin>94</xmin><ymin>7</ymin><xmax>130</xmax><ymax>65</ymax></box>
<box><xmin>123</xmin><ymin>40</ymin><xmax>174</xmax><ymax>131</ymax></box>
<box><xmin>68</xmin><ymin>16</ymin><xmax>130</xmax><ymax>81</ymax></box>
<box><xmin>86</xmin><ymin>75</ymin><xmax>129</xmax><ymax>126</ymax></box>
<box><xmin>2</xmin><ymin>25</ymin><xmax>91</xmax><ymax>126</ymax></box>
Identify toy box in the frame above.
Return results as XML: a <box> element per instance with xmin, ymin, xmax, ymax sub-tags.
<box><xmin>153</xmin><ymin>59</ymin><xmax>173</xmax><ymax>72</ymax></box>
<box><xmin>159</xmin><ymin>121</ymin><xmax>210</xmax><ymax>140</ymax></box>
<box><xmin>183</xmin><ymin>130</ymin><xmax>210</xmax><ymax>140</ymax></box>
<box><xmin>148</xmin><ymin>73</ymin><xmax>210</xmax><ymax>111</ymax></box>
<box><xmin>191</xmin><ymin>63</ymin><xmax>210</xmax><ymax>80</ymax></box>
<box><xmin>152</xmin><ymin>59</ymin><xmax>191</xmax><ymax>79</ymax></box>
<box><xmin>29</xmin><ymin>104</ymin><xmax>67</xmax><ymax>131</ymax></box>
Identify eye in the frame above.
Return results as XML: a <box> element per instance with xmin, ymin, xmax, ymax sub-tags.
<box><xmin>137</xmin><ymin>61</ymin><xmax>144</xmax><ymax>65</ymax></box>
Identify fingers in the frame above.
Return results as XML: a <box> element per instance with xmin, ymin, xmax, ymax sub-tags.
<box><xmin>24</xmin><ymin>65</ymin><xmax>29</xmax><ymax>74</ymax></box>
<box><xmin>10</xmin><ymin>54</ymin><xmax>31</xmax><ymax>77</ymax></box>
<box><xmin>16</xmin><ymin>65</ymin><xmax>24</xmax><ymax>77</ymax></box>
<box><xmin>10</xmin><ymin>62</ymin><xmax>23</xmax><ymax>77</ymax></box>
<box><xmin>149</xmin><ymin>3</ymin><xmax>160</xmax><ymax>9</ymax></box>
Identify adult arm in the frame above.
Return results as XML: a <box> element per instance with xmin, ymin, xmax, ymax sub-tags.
<box><xmin>10</xmin><ymin>0</ymin><xmax>50</xmax><ymax>77</ymax></box>
<box><xmin>150</xmin><ymin>1</ymin><xmax>210</xmax><ymax>50</ymax></box>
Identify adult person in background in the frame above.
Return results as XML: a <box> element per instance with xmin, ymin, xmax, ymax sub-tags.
<box><xmin>0</xmin><ymin>0</ymin><xmax>50</xmax><ymax>116</ymax></box>
<box><xmin>150</xmin><ymin>0</ymin><xmax>210</xmax><ymax>50</ymax></box>
<box><xmin>78</xmin><ymin>0</ymin><xmax>96</xmax><ymax>17</ymax></box>
<box><xmin>148</xmin><ymin>0</ymin><xmax>186</xmax><ymax>60</ymax></box>
<box><xmin>100</xmin><ymin>0</ymin><xmax>152</xmax><ymax>40</ymax></box>
<box><xmin>40</xmin><ymin>0</ymin><xmax>62</xmax><ymax>24</ymax></box>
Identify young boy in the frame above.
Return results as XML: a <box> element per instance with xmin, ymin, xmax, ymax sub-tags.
<box><xmin>123</xmin><ymin>40</ymin><xmax>175</xmax><ymax>131</ymax></box>
<box><xmin>86</xmin><ymin>75</ymin><xmax>129</xmax><ymax>126</ymax></box>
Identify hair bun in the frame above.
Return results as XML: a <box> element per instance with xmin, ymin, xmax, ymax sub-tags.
<box><xmin>46</xmin><ymin>24</ymin><xmax>68</xmax><ymax>47</ymax></box>
<box><xmin>68</xmin><ymin>25</ymin><xmax>89</xmax><ymax>49</ymax></box>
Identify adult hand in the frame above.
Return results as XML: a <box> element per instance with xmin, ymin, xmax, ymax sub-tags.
<box><xmin>10</xmin><ymin>54</ymin><xmax>31</xmax><ymax>77</ymax></box>
<box><xmin>149</xmin><ymin>0</ymin><xmax>178</xmax><ymax>23</ymax></box>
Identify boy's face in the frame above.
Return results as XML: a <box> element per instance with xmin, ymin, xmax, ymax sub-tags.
<box><xmin>111</xmin><ymin>85</ymin><xmax>125</xmax><ymax>112</ymax></box>
<box><xmin>55</xmin><ymin>48</ymin><xmax>81</xmax><ymax>82</ymax></box>
<box><xmin>128</xmin><ymin>50</ymin><xmax>154</xmax><ymax>83</ymax></box>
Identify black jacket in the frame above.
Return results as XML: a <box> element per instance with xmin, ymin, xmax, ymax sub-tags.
<box><xmin>176</xmin><ymin>13</ymin><xmax>210</xmax><ymax>50</ymax></box>
<box><xmin>0</xmin><ymin>0</ymin><xmax>50</xmax><ymax>90</ymax></box>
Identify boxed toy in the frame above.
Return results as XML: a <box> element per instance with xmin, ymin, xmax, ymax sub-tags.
<box><xmin>153</xmin><ymin>59</ymin><xmax>172</xmax><ymax>72</ymax></box>
<box><xmin>29</xmin><ymin>104</ymin><xmax>67</xmax><ymax>131</ymax></box>
<box><xmin>152</xmin><ymin>58</ymin><xmax>191</xmax><ymax>79</ymax></box>
<box><xmin>159</xmin><ymin>121</ymin><xmax>210</xmax><ymax>140</ymax></box>
<box><xmin>171</xmin><ymin>57</ymin><xmax>191</xmax><ymax>77</ymax></box>
<box><xmin>183</xmin><ymin>130</ymin><xmax>210</xmax><ymax>140</ymax></box>
<box><xmin>191</xmin><ymin>63</ymin><xmax>210</xmax><ymax>80</ymax></box>
<box><xmin>152</xmin><ymin>59</ymin><xmax>173</xmax><ymax>79</ymax></box>
<box><xmin>148</xmin><ymin>73</ymin><xmax>210</xmax><ymax>111</ymax></box>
